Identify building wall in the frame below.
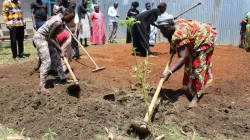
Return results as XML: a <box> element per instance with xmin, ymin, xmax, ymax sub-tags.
<box><xmin>1</xmin><ymin>0</ymin><xmax>249</xmax><ymax>46</ymax></box>
<box><xmin>99</xmin><ymin>0</ymin><xmax>250</xmax><ymax>46</ymax></box>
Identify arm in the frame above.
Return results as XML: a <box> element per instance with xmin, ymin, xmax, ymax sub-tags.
<box><xmin>31</xmin><ymin>4</ymin><xmax>37</xmax><ymax>30</ymax></box>
<box><xmin>162</xmin><ymin>45</ymin><xmax>190</xmax><ymax>81</ymax></box>
<box><xmin>48</xmin><ymin>22</ymin><xmax>63</xmax><ymax>56</ymax></box>
<box><xmin>74</xmin><ymin>14</ymin><xmax>79</xmax><ymax>37</ymax></box>
<box><xmin>108</xmin><ymin>7</ymin><xmax>116</xmax><ymax>17</ymax></box>
<box><xmin>2</xmin><ymin>1</ymin><xmax>11</xmax><ymax>29</ymax></box>
<box><xmin>61</xmin><ymin>33</ymin><xmax>72</xmax><ymax>50</ymax></box>
<box><xmin>20</xmin><ymin>2</ymin><xmax>26</xmax><ymax>27</ymax></box>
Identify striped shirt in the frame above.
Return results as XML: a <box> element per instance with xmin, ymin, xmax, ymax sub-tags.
<box><xmin>2</xmin><ymin>0</ymin><xmax>25</xmax><ymax>26</ymax></box>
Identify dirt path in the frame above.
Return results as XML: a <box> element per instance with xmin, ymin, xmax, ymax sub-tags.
<box><xmin>0</xmin><ymin>43</ymin><xmax>250</xmax><ymax>139</ymax></box>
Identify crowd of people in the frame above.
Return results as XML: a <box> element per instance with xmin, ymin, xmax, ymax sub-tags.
<box><xmin>1</xmin><ymin>0</ymin><xmax>249</xmax><ymax>107</ymax></box>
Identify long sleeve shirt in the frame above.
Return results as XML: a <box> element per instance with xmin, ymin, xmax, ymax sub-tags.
<box><xmin>2</xmin><ymin>0</ymin><xmax>25</xmax><ymax>26</ymax></box>
<box><xmin>108</xmin><ymin>6</ymin><xmax>118</xmax><ymax>22</ymax></box>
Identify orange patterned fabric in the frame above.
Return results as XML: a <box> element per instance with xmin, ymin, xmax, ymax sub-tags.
<box><xmin>170</xmin><ymin>19</ymin><xmax>216</xmax><ymax>51</ymax></box>
<box><xmin>2</xmin><ymin>0</ymin><xmax>25</xmax><ymax>26</ymax></box>
<box><xmin>170</xmin><ymin>19</ymin><xmax>217</xmax><ymax>95</ymax></box>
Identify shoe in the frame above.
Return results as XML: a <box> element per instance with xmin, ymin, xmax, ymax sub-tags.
<box><xmin>64</xmin><ymin>69</ymin><xmax>69</xmax><ymax>74</ymax></box>
<box><xmin>84</xmin><ymin>44</ymin><xmax>89</xmax><ymax>47</ymax></box>
<box><xmin>19</xmin><ymin>55</ymin><xmax>27</xmax><ymax>58</ymax></box>
<box><xmin>60</xmin><ymin>79</ymin><xmax>67</xmax><ymax>84</ymax></box>
<box><xmin>13</xmin><ymin>57</ymin><xmax>20</xmax><ymax>61</ymax></box>
<box><xmin>72</xmin><ymin>56</ymin><xmax>80</xmax><ymax>60</ymax></box>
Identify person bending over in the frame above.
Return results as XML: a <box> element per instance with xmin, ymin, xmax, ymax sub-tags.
<box><xmin>157</xmin><ymin>13</ymin><xmax>217</xmax><ymax>108</ymax></box>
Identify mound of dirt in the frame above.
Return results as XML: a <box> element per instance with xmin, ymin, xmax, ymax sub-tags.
<box><xmin>0</xmin><ymin>43</ymin><xmax>250</xmax><ymax>139</ymax></box>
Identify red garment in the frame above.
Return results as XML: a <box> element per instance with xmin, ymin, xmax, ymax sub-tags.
<box><xmin>170</xmin><ymin>19</ymin><xmax>217</xmax><ymax>95</ymax></box>
<box><xmin>90</xmin><ymin>11</ymin><xmax>106</xmax><ymax>45</ymax></box>
<box><xmin>56</xmin><ymin>30</ymin><xmax>70</xmax><ymax>46</ymax></box>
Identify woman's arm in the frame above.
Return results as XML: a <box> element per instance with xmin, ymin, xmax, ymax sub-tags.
<box><xmin>162</xmin><ymin>45</ymin><xmax>190</xmax><ymax>81</ymax></box>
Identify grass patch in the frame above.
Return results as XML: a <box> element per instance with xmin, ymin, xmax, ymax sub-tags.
<box><xmin>0</xmin><ymin>124</ymin><xmax>30</xmax><ymax>140</ymax></box>
<box><xmin>0</xmin><ymin>41</ymin><xmax>38</xmax><ymax>65</ymax></box>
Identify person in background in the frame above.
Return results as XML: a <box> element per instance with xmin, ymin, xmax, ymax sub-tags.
<box><xmin>157</xmin><ymin>13</ymin><xmax>217</xmax><ymax>108</ymax></box>
<box><xmin>2</xmin><ymin>0</ymin><xmax>26</xmax><ymax>60</ymax></box>
<box><xmin>33</xmin><ymin>8</ymin><xmax>75</xmax><ymax>93</ymax></box>
<box><xmin>142</xmin><ymin>2</ymin><xmax>157</xmax><ymax>47</ymax></box>
<box><xmin>108</xmin><ymin>2</ymin><xmax>119</xmax><ymax>43</ymax></box>
<box><xmin>53</xmin><ymin>0</ymin><xmax>70</xmax><ymax>15</ymax></box>
<box><xmin>90</xmin><ymin>5</ymin><xmax>106</xmax><ymax>45</ymax></box>
<box><xmin>31</xmin><ymin>0</ymin><xmax>47</xmax><ymax>71</ymax></box>
<box><xmin>78</xmin><ymin>0</ymin><xmax>91</xmax><ymax>47</ymax></box>
<box><xmin>31</xmin><ymin>0</ymin><xmax>47</xmax><ymax>30</ymax></box>
<box><xmin>239</xmin><ymin>17</ymin><xmax>247</xmax><ymax>49</ymax></box>
<box><xmin>132</xmin><ymin>2</ymin><xmax>167</xmax><ymax>57</ymax></box>
<box><xmin>126</xmin><ymin>1</ymin><xmax>139</xmax><ymax>44</ymax></box>
<box><xmin>68</xmin><ymin>0</ymin><xmax>80</xmax><ymax>60</ymax></box>
<box><xmin>245</xmin><ymin>12</ymin><xmax>250</xmax><ymax>52</ymax></box>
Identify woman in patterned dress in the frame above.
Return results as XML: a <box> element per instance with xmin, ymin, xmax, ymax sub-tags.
<box><xmin>157</xmin><ymin>13</ymin><xmax>217</xmax><ymax>108</ymax></box>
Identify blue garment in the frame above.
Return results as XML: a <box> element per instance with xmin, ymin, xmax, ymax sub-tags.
<box><xmin>35</xmin><ymin>20</ymin><xmax>46</xmax><ymax>29</ymax></box>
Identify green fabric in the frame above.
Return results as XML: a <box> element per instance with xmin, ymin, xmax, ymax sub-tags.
<box><xmin>246</xmin><ymin>12</ymin><xmax>250</xmax><ymax>24</ymax></box>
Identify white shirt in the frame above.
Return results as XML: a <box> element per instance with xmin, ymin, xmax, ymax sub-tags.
<box><xmin>108</xmin><ymin>6</ymin><xmax>118</xmax><ymax>22</ymax></box>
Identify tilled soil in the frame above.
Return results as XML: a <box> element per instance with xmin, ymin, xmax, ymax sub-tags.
<box><xmin>0</xmin><ymin>43</ymin><xmax>250</xmax><ymax>139</ymax></box>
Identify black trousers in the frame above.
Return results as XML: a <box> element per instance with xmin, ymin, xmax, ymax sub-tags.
<box><xmin>126</xmin><ymin>27</ymin><xmax>132</xmax><ymax>44</ymax></box>
<box><xmin>10</xmin><ymin>26</ymin><xmax>24</xmax><ymax>58</ymax></box>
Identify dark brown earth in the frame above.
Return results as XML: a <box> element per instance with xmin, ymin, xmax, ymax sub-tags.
<box><xmin>0</xmin><ymin>43</ymin><xmax>250</xmax><ymax>139</ymax></box>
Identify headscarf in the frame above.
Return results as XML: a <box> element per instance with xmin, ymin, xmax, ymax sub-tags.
<box><xmin>156</xmin><ymin>13</ymin><xmax>175</xmax><ymax>26</ymax></box>
<box><xmin>94</xmin><ymin>5</ymin><xmax>99</xmax><ymax>10</ymax></box>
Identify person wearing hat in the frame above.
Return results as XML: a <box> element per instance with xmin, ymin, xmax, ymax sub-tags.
<box><xmin>132</xmin><ymin>2</ymin><xmax>167</xmax><ymax>57</ymax></box>
<box><xmin>157</xmin><ymin>13</ymin><xmax>217</xmax><ymax>108</ymax></box>
<box><xmin>126</xmin><ymin>1</ymin><xmax>139</xmax><ymax>44</ymax></box>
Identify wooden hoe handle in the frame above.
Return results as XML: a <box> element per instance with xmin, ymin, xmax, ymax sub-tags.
<box><xmin>65</xmin><ymin>26</ymin><xmax>99</xmax><ymax>68</ymax></box>
<box><xmin>174</xmin><ymin>2</ymin><xmax>201</xmax><ymax>19</ymax></box>
<box><xmin>143</xmin><ymin>53</ymin><xmax>175</xmax><ymax>122</ymax></box>
<box><xmin>63</xmin><ymin>57</ymin><xmax>78</xmax><ymax>84</ymax></box>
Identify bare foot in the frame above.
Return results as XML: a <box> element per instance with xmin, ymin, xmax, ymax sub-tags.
<box><xmin>39</xmin><ymin>87</ymin><xmax>50</xmax><ymax>94</ymax></box>
<box><xmin>188</xmin><ymin>95</ymin><xmax>199</xmax><ymax>108</ymax></box>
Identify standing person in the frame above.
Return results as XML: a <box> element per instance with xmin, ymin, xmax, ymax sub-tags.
<box><xmin>90</xmin><ymin>5</ymin><xmax>106</xmax><ymax>45</ymax></box>
<box><xmin>239</xmin><ymin>17</ymin><xmax>247</xmax><ymax>49</ymax></box>
<box><xmin>33</xmin><ymin>8</ymin><xmax>75</xmax><ymax>93</ymax></box>
<box><xmin>132</xmin><ymin>2</ymin><xmax>167</xmax><ymax>57</ymax></box>
<box><xmin>53</xmin><ymin>0</ymin><xmax>70</xmax><ymax>15</ymax></box>
<box><xmin>31</xmin><ymin>0</ymin><xmax>47</xmax><ymax>30</ymax></box>
<box><xmin>142</xmin><ymin>2</ymin><xmax>157</xmax><ymax>47</ymax></box>
<box><xmin>157</xmin><ymin>13</ymin><xmax>217</xmax><ymax>108</ymax></box>
<box><xmin>68</xmin><ymin>0</ymin><xmax>80</xmax><ymax>60</ymax></box>
<box><xmin>245</xmin><ymin>12</ymin><xmax>250</xmax><ymax>52</ymax></box>
<box><xmin>2</xmin><ymin>0</ymin><xmax>26</xmax><ymax>60</ymax></box>
<box><xmin>78</xmin><ymin>0</ymin><xmax>91</xmax><ymax>47</ymax></box>
<box><xmin>108</xmin><ymin>2</ymin><xmax>119</xmax><ymax>43</ymax></box>
<box><xmin>126</xmin><ymin>1</ymin><xmax>139</xmax><ymax>44</ymax></box>
<box><xmin>31</xmin><ymin>0</ymin><xmax>47</xmax><ymax>71</ymax></box>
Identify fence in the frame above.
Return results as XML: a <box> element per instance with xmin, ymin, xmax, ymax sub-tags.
<box><xmin>99</xmin><ymin>0</ymin><xmax>250</xmax><ymax>46</ymax></box>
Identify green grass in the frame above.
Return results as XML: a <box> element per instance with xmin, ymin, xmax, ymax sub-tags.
<box><xmin>0</xmin><ymin>41</ymin><xmax>38</xmax><ymax>65</ymax></box>
<box><xmin>0</xmin><ymin>124</ymin><xmax>30</xmax><ymax>140</ymax></box>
